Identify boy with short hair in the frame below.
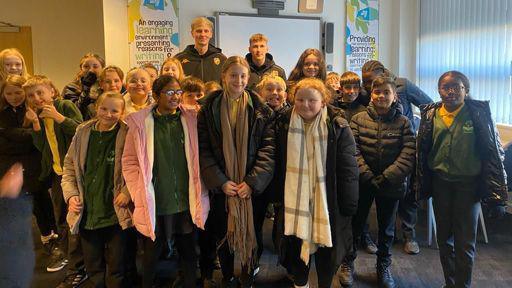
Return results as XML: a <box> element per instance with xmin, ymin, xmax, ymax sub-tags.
<box><xmin>245</xmin><ymin>33</ymin><xmax>287</xmax><ymax>90</ymax></box>
<box><xmin>256</xmin><ymin>74</ymin><xmax>288</xmax><ymax>111</ymax></box>
<box><xmin>181</xmin><ymin>76</ymin><xmax>205</xmax><ymax>109</ymax></box>
<box><xmin>342</xmin><ymin>76</ymin><xmax>416</xmax><ymax>288</ymax></box>
<box><xmin>23</xmin><ymin>75</ymin><xmax>87</xmax><ymax>286</ymax></box>
<box><xmin>335</xmin><ymin>71</ymin><xmax>366</xmax><ymax>122</ymax></box>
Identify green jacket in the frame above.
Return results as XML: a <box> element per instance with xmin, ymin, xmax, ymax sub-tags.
<box><xmin>32</xmin><ymin>99</ymin><xmax>83</xmax><ymax>180</ymax></box>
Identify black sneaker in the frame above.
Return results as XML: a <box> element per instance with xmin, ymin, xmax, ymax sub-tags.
<box><xmin>56</xmin><ymin>271</ymin><xmax>89</xmax><ymax>288</ymax></box>
<box><xmin>361</xmin><ymin>234</ymin><xmax>378</xmax><ymax>254</ymax></box>
<box><xmin>337</xmin><ymin>261</ymin><xmax>354</xmax><ymax>287</ymax></box>
<box><xmin>377</xmin><ymin>263</ymin><xmax>396</xmax><ymax>288</ymax></box>
<box><xmin>46</xmin><ymin>247</ymin><xmax>67</xmax><ymax>272</ymax></box>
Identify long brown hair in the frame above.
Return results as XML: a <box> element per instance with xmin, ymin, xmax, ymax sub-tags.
<box><xmin>288</xmin><ymin>48</ymin><xmax>327</xmax><ymax>82</ymax></box>
<box><xmin>74</xmin><ymin>53</ymin><xmax>106</xmax><ymax>81</ymax></box>
<box><xmin>220</xmin><ymin>56</ymin><xmax>250</xmax><ymax>90</ymax></box>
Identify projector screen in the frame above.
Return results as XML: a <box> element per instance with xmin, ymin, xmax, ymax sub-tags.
<box><xmin>215</xmin><ymin>12</ymin><xmax>322</xmax><ymax>78</ymax></box>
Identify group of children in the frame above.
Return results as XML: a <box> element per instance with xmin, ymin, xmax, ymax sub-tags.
<box><xmin>0</xmin><ymin>16</ymin><xmax>508</xmax><ymax>288</ymax></box>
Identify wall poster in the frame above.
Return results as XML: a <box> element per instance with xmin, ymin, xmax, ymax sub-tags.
<box><xmin>346</xmin><ymin>0</ymin><xmax>379</xmax><ymax>74</ymax></box>
<box><xmin>128</xmin><ymin>0</ymin><xmax>180</xmax><ymax>69</ymax></box>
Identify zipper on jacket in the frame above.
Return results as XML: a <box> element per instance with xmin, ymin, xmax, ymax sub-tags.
<box><xmin>377</xmin><ymin>118</ymin><xmax>383</xmax><ymax>172</ymax></box>
<box><xmin>200</xmin><ymin>58</ymin><xmax>204</xmax><ymax>81</ymax></box>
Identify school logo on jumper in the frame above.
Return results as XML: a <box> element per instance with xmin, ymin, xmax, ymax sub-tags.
<box><xmin>182</xmin><ymin>59</ymin><xmax>190</xmax><ymax>64</ymax></box>
<box><xmin>106</xmin><ymin>150</ymin><xmax>115</xmax><ymax>163</ymax></box>
<box><xmin>214</xmin><ymin>57</ymin><xmax>221</xmax><ymax>65</ymax></box>
<box><xmin>463</xmin><ymin>121</ymin><xmax>474</xmax><ymax>134</ymax></box>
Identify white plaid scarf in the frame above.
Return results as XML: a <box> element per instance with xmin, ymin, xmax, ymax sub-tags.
<box><xmin>284</xmin><ymin>106</ymin><xmax>332</xmax><ymax>265</ymax></box>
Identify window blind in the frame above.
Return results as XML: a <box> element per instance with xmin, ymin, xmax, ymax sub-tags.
<box><xmin>419</xmin><ymin>0</ymin><xmax>511</xmax><ymax>124</ymax></box>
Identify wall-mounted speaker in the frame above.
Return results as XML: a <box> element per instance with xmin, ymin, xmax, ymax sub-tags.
<box><xmin>324</xmin><ymin>22</ymin><xmax>334</xmax><ymax>54</ymax></box>
<box><xmin>323</xmin><ymin>22</ymin><xmax>334</xmax><ymax>71</ymax></box>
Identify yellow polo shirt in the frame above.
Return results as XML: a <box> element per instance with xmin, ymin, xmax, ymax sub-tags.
<box><xmin>439</xmin><ymin>103</ymin><xmax>464</xmax><ymax>128</ymax></box>
<box><xmin>43</xmin><ymin>118</ymin><xmax>63</xmax><ymax>175</ymax></box>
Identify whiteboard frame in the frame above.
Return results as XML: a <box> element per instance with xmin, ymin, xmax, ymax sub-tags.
<box><xmin>214</xmin><ymin>12</ymin><xmax>323</xmax><ymax>74</ymax></box>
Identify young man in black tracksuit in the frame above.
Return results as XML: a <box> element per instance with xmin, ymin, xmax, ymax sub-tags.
<box><xmin>244</xmin><ymin>33</ymin><xmax>287</xmax><ymax>91</ymax></box>
<box><xmin>175</xmin><ymin>17</ymin><xmax>227</xmax><ymax>84</ymax></box>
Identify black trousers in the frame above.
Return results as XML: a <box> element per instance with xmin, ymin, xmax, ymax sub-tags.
<box><xmin>141</xmin><ymin>217</ymin><xmax>197</xmax><ymax>288</ymax></box>
<box><xmin>286</xmin><ymin>236</ymin><xmax>336</xmax><ymax>288</ymax></box>
<box><xmin>346</xmin><ymin>184</ymin><xmax>399</xmax><ymax>265</ymax></box>
<box><xmin>252</xmin><ymin>191</ymin><xmax>271</xmax><ymax>263</ymax></box>
<box><xmin>80</xmin><ymin>225</ymin><xmax>127</xmax><ymax>288</ymax></box>
<box><xmin>31</xmin><ymin>180</ymin><xmax>56</xmax><ymax>236</ymax></box>
<box><xmin>198</xmin><ymin>215</ymin><xmax>217</xmax><ymax>279</ymax></box>
<box><xmin>397</xmin><ymin>177</ymin><xmax>418</xmax><ymax>240</ymax></box>
<box><xmin>124</xmin><ymin>227</ymin><xmax>139</xmax><ymax>285</ymax></box>
<box><xmin>50</xmin><ymin>174</ymin><xmax>84</xmax><ymax>274</ymax></box>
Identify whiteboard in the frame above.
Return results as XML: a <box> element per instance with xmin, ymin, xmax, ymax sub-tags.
<box><xmin>215</xmin><ymin>12</ymin><xmax>322</xmax><ymax>78</ymax></box>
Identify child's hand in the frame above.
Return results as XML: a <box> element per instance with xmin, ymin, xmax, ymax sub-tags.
<box><xmin>222</xmin><ymin>180</ymin><xmax>238</xmax><ymax>197</ymax></box>
<box><xmin>39</xmin><ymin>105</ymin><xmax>65</xmax><ymax>123</ymax></box>
<box><xmin>68</xmin><ymin>196</ymin><xmax>83</xmax><ymax>213</ymax></box>
<box><xmin>114</xmin><ymin>193</ymin><xmax>130</xmax><ymax>207</ymax></box>
<box><xmin>370</xmin><ymin>175</ymin><xmax>386</xmax><ymax>190</ymax></box>
<box><xmin>25</xmin><ymin>107</ymin><xmax>38</xmax><ymax>123</ymax></box>
<box><xmin>0</xmin><ymin>163</ymin><xmax>24</xmax><ymax>199</ymax></box>
<box><xmin>237</xmin><ymin>182</ymin><xmax>252</xmax><ymax>199</ymax></box>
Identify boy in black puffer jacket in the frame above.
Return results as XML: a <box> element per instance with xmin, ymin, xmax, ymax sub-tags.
<box><xmin>339</xmin><ymin>76</ymin><xmax>416</xmax><ymax>288</ymax></box>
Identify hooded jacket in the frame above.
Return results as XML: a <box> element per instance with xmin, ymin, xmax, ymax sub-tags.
<box><xmin>175</xmin><ymin>44</ymin><xmax>227</xmax><ymax>83</ymax></box>
<box><xmin>417</xmin><ymin>99</ymin><xmax>508</xmax><ymax>206</ymax></box>
<box><xmin>122</xmin><ymin>105</ymin><xmax>210</xmax><ymax>240</ymax></box>
<box><xmin>350</xmin><ymin>102</ymin><xmax>416</xmax><ymax>199</ymax></box>
<box><xmin>61</xmin><ymin>119</ymin><xmax>132</xmax><ymax>234</ymax></box>
<box><xmin>271</xmin><ymin>105</ymin><xmax>359</xmax><ymax>267</ymax></box>
<box><xmin>245</xmin><ymin>53</ymin><xmax>287</xmax><ymax>91</ymax></box>
<box><xmin>197</xmin><ymin>89</ymin><xmax>275</xmax><ymax>195</ymax></box>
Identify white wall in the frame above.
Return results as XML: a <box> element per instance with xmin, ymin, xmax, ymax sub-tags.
<box><xmin>178</xmin><ymin>0</ymin><xmax>345</xmax><ymax>74</ymax></box>
<box><xmin>2</xmin><ymin>0</ymin><xmax>105</xmax><ymax>89</ymax></box>
<box><xmin>103</xmin><ymin>0</ymin><xmax>130</xmax><ymax>74</ymax></box>
<box><xmin>103</xmin><ymin>0</ymin><xmax>414</xmax><ymax>78</ymax></box>
<box><xmin>2</xmin><ymin>0</ymin><xmax>417</xmax><ymax>88</ymax></box>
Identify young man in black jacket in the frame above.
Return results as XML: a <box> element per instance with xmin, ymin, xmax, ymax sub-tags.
<box><xmin>245</xmin><ymin>33</ymin><xmax>287</xmax><ymax>91</ymax></box>
<box><xmin>175</xmin><ymin>17</ymin><xmax>227</xmax><ymax>84</ymax></box>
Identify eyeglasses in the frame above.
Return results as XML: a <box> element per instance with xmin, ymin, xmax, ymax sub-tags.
<box><xmin>161</xmin><ymin>89</ymin><xmax>184</xmax><ymax>96</ymax></box>
<box><xmin>439</xmin><ymin>84</ymin><xmax>465</xmax><ymax>92</ymax></box>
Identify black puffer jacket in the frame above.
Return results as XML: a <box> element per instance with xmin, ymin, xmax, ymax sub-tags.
<box><xmin>417</xmin><ymin>99</ymin><xmax>508</xmax><ymax>206</ymax></box>
<box><xmin>350</xmin><ymin>102</ymin><xmax>416</xmax><ymax>199</ymax></box>
<box><xmin>334</xmin><ymin>100</ymin><xmax>366</xmax><ymax>122</ymax></box>
<box><xmin>197</xmin><ymin>89</ymin><xmax>275</xmax><ymax>195</ymax></box>
<box><xmin>175</xmin><ymin>44</ymin><xmax>227</xmax><ymax>83</ymax></box>
<box><xmin>271</xmin><ymin>105</ymin><xmax>359</xmax><ymax>266</ymax></box>
<box><xmin>245</xmin><ymin>53</ymin><xmax>287</xmax><ymax>91</ymax></box>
